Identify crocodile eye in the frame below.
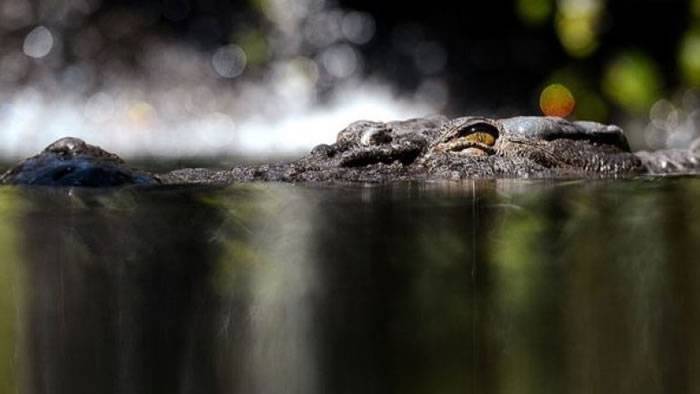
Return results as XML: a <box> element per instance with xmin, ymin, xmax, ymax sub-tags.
<box><xmin>461</xmin><ymin>123</ymin><xmax>498</xmax><ymax>139</ymax></box>
<box><xmin>431</xmin><ymin>120</ymin><xmax>500</xmax><ymax>156</ymax></box>
<box><xmin>451</xmin><ymin>122</ymin><xmax>499</xmax><ymax>146</ymax></box>
<box><xmin>462</xmin><ymin>129</ymin><xmax>496</xmax><ymax>146</ymax></box>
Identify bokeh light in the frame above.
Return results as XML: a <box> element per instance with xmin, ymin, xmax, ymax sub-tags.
<box><xmin>644</xmin><ymin>91</ymin><xmax>700</xmax><ymax>150</ymax></box>
<box><xmin>237</xmin><ymin>30</ymin><xmax>269</xmax><ymax>67</ymax></box>
<box><xmin>539</xmin><ymin>83</ymin><xmax>576</xmax><ymax>117</ymax></box>
<box><xmin>23</xmin><ymin>26</ymin><xmax>54</xmax><ymax>58</ymax></box>
<box><xmin>679</xmin><ymin>28</ymin><xmax>700</xmax><ymax>87</ymax></box>
<box><xmin>212</xmin><ymin>45</ymin><xmax>247</xmax><ymax>79</ymax></box>
<box><xmin>319</xmin><ymin>44</ymin><xmax>359</xmax><ymax>79</ymax></box>
<box><xmin>602</xmin><ymin>51</ymin><xmax>662</xmax><ymax>114</ymax></box>
<box><xmin>555</xmin><ymin>0</ymin><xmax>603</xmax><ymax>58</ymax></box>
<box><xmin>545</xmin><ymin>69</ymin><xmax>608</xmax><ymax>121</ymax></box>
<box><xmin>341</xmin><ymin>11</ymin><xmax>375</xmax><ymax>44</ymax></box>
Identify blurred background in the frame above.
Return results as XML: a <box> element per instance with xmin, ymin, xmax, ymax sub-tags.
<box><xmin>0</xmin><ymin>0</ymin><xmax>696</xmax><ymax>159</ymax></box>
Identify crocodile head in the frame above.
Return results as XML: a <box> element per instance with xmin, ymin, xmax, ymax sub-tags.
<box><xmin>422</xmin><ymin>116</ymin><xmax>643</xmax><ymax>177</ymax></box>
<box><xmin>314</xmin><ymin>116</ymin><xmax>644</xmax><ymax>178</ymax></box>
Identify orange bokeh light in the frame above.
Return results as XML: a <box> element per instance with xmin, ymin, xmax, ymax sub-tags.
<box><xmin>539</xmin><ymin>84</ymin><xmax>576</xmax><ymax>117</ymax></box>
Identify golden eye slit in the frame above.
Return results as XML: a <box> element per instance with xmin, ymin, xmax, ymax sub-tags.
<box><xmin>430</xmin><ymin>120</ymin><xmax>500</xmax><ymax>156</ymax></box>
<box><xmin>462</xmin><ymin>131</ymin><xmax>496</xmax><ymax>146</ymax></box>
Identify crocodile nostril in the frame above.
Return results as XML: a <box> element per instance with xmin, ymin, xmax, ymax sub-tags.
<box><xmin>310</xmin><ymin>144</ymin><xmax>335</xmax><ymax>157</ymax></box>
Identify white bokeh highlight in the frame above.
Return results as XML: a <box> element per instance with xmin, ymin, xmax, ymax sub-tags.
<box><xmin>23</xmin><ymin>26</ymin><xmax>54</xmax><ymax>58</ymax></box>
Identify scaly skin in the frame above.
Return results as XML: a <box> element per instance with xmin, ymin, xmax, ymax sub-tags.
<box><xmin>3</xmin><ymin>116</ymin><xmax>700</xmax><ymax>186</ymax></box>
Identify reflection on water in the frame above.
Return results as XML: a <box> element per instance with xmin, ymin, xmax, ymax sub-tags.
<box><xmin>0</xmin><ymin>178</ymin><xmax>699</xmax><ymax>393</ymax></box>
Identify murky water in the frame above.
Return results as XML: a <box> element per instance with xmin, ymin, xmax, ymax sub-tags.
<box><xmin>0</xmin><ymin>178</ymin><xmax>699</xmax><ymax>394</ymax></box>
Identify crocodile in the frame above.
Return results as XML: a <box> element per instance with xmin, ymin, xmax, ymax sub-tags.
<box><xmin>2</xmin><ymin>116</ymin><xmax>700</xmax><ymax>186</ymax></box>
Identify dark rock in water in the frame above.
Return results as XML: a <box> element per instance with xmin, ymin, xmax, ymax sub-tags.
<box><xmin>0</xmin><ymin>137</ymin><xmax>159</xmax><ymax>187</ymax></box>
<box><xmin>3</xmin><ymin>116</ymin><xmax>700</xmax><ymax>186</ymax></box>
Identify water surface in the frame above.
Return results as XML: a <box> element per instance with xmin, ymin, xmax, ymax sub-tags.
<box><xmin>0</xmin><ymin>178</ymin><xmax>699</xmax><ymax>394</ymax></box>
